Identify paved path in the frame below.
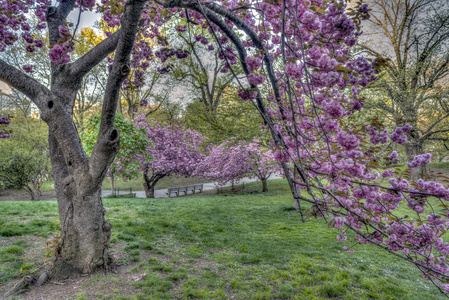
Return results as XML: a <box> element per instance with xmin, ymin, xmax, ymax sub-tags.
<box><xmin>102</xmin><ymin>174</ymin><xmax>283</xmax><ymax>199</ymax></box>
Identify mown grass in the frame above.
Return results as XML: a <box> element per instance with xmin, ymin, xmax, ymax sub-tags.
<box><xmin>0</xmin><ymin>179</ymin><xmax>446</xmax><ymax>299</ymax></box>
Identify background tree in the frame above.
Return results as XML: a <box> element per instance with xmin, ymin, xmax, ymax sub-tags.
<box><xmin>359</xmin><ymin>0</ymin><xmax>449</xmax><ymax>177</ymax></box>
<box><xmin>133</xmin><ymin>117</ymin><xmax>207</xmax><ymax>198</ymax></box>
<box><xmin>195</xmin><ymin>141</ymin><xmax>282</xmax><ymax>191</ymax></box>
<box><xmin>195</xmin><ymin>140</ymin><xmax>255</xmax><ymax>189</ymax></box>
<box><xmin>0</xmin><ymin>117</ymin><xmax>51</xmax><ymax>199</ymax></box>
<box><xmin>172</xmin><ymin>26</ymin><xmax>240</xmax><ymax>113</ymax></box>
<box><xmin>184</xmin><ymin>89</ymin><xmax>265</xmax><ymax>144</ymax></box>
<box><xmin>246</xmin><ymin>142</ymin><xmax>283</xmax><ymax>192</ymax></box>
<box><xmin>81</xmin><ymin>112</ymin><xmax>149</xmax><ymax>192</ymax></box>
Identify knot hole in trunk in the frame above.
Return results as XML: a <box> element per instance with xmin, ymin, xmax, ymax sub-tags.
<box><xmin>110</xmin><ymin>129</ymin><xmax>118</xmax><ymax>141</ymax></box>
<box><xmin>120</xmin><ymin>64</ymin><xmax>130</xmax><ymax>77</ymax></box>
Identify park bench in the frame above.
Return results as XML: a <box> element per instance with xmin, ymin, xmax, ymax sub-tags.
<box><xmin>166</xmin><ymin>184</ymin><xmax>204</xmax><ymax>198</ymax></box>
<box><xmin>186</xmin><ymin>185</ymin><xmax>195</xmax><ymax>195</ymax></box>
<box><xmin>178</xmin><ymin>187</ymin><xmax>187</xmax><ymax>196</ymax></box>
<box><xmin>194</xmin><ymin>184</ymin><xmax>203</xmax><ymax>193</ymax></box>
<box><xmin>167</xmin><ymin>188</ymin><xmax>179</xmax><ymax>198</ymax></box>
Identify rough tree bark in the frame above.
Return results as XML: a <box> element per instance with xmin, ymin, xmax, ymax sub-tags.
<box><xmin>0</xmin><ymin>0</ymin><xmax>146</xmax><ymax>278</ymax></box>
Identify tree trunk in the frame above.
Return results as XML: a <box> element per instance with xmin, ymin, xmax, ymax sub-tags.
<box><xmin>24</xmin><ymin>185</ymin><xmax>37</xmax><ymax>201</ymax></box>
<box><xmin>143</xmin><ymin>170</ymin><xmax>164</xmax><ymax>198</ymax></box>
<box><xmin>404</xmin><ymin>142</ymin><xmax>427</xmax><ymax>180</ymax></box>
<box><xmin>143</xmin><ymin>179</ymin><xmax>155</xmax><ymax>198</ymax></box>
<box><xmin>49</xmin><ymin>133</ymin><xmax>112</xmax><ymax>278</ymax></box>
<box><xmin>53</xmin><ymin>188</ymin><xmax>112</xmax><ymax>278</ymax></box>
<box><xmin>262</xmin><ymin>178</ymin><xmax>268</xmax><ymax>192</ymax></box>
<box><xmin>111</xmin><ymin>175</ymin><xmax>115</xmax><ymax>195</ymax></box>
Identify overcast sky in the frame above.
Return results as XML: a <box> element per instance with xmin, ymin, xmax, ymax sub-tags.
<box><xmin>67</xmin><ymin>8</ymin><xmax>100</xmax><ymax>29</ymax></box>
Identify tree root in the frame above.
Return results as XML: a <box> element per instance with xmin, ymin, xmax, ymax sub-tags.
<box><xmin>1</xmin><ymin>272</ymin><xmax>49</xmax><ymax>299</ymax></box>
<box><xmin>2</xmin><ymin>258</ymin><xmax>115</xmax><ymax>299</ymax></box>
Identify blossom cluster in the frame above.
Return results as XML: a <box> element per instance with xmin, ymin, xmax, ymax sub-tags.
<box><xmin>389</xmin><ymin>124</ymin><xmax>412</xmax><ymax>144</ymax></box>
<box><xmin>0</xmin><ymin>116</ymin><xmax>11</xmax><ymax>138</ymax></box>
<box><xmin>407</xmin><ymin>153</ymin><xmax>431</xmax><ymax>168</ymax></box>
<box><xmin>367</xmin><ymin>126</ymin><xmax>388</xmax><ymax>144</ymax></box>
<box><xmin>0</xmin><ymin>0</ymin><xmax>49</xmax><ymax>53</ymax></box>
<box><xmin>0</xmin><ymin>116</ymin><xmax>11</xmax><ymax>124</ymax></box>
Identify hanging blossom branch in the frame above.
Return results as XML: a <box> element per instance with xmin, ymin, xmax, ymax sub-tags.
<box><xmin>151</xmin><ymin>0</ymin><xmax>449</xmax><ymax>294</ymax></box>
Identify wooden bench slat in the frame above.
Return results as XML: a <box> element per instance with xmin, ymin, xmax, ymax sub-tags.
<box><xmin>187</xmin><ymin>186</ymin><xmax>195</xmax><ymax>195</ymax></box>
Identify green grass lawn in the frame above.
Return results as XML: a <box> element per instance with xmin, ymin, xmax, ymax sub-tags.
<box><xmin>0</xmin><ymin>179</ymin><xmax>445</xmax><ymax>299</ymax></box>
<box><xmin>429</xmin><ymin>162</ymin><xmax>449</xmax><ymax>171</ymax></box>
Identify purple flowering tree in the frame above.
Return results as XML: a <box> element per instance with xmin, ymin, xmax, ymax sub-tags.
<box><xmin>132</xmin><ymin>117</ymin><xmax>207</xmax><ymax>198</ymax></box>
<box><xmin>195</xmin><ymin>141</ymin><xmax>282</xmax><ymax>192</ymax></box>
<box><xmin>246</xmin><ymin>142</ymin><xmax>283</xmax><ymax>192</ymax></box>
<box><xmin>195</xmin><ymin>140</ymin><xmax>254</xmax><ymax>189</ymax></box>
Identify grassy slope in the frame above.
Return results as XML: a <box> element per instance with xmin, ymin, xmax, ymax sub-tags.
<box><xmin>0</xmin><ymin>179</ymin><xmax>445</xmax><ymax>299</ymax></box>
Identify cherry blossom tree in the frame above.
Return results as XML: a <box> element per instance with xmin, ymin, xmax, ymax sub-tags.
<box><xmin>246</xmin><ymin>142</ymin><xmax>283</xmax><ymax>192</ymax></box>
<box><xmin>3</xmin><ymin>0</ymin><xmax>449</xmax><ymax>293</ymax></box>
<box><xmin>0</xmin><ymin>0</ymin><xmax>150</xmax><ymax>278</ymax></box>
<box><xmin>195</xmin><ymin>141</ymin><xmax>281</xmax><ymax>191</ymax></box>
<box><xmin>132</xmin><ymin>117</ymin><xmax>207</xmax><ymax>198</ymax></box>
<box><xmin>195</xmin><ymin>140</ymin><xmax>254</xmax><ymax>188</ymax></box>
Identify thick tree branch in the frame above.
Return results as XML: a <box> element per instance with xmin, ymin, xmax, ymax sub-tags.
<box><xmin>89</xmin><ymin>0</ymin><xmax>147</xmax><ymax>182</ymax></box>
<box><xmin>69</xmin><ymin>30</ymin><xmax>121</xmax><ymax>80</ymax></box>
<box><xmin>46</xmin><ymin>0</ymin><xmax>78</xmax><ymax>46</ymax></box>
<box><xmin>0</xmin><ymin>58</ymin><xmax>51</xmax><ymax>110</ymax></box>
<box><xmin>203</xmin><ymin>2</ymin><xmax>282</xmax><ymax>101</ymax></box>
<box><xmin>421</xmin><ymin>112</ymin><xmax>449</xmax><ymax>138</ymax></box>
